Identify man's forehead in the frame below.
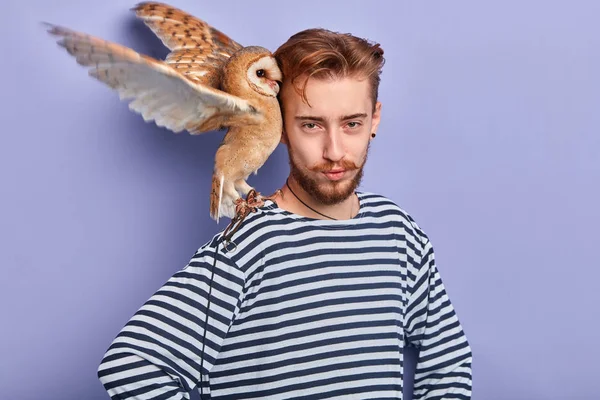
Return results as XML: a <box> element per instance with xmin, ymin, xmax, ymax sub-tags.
<box><xmin>282</xmin><ymin>75</ymin><xmax>372</xmax><ymax>115</ymax></box>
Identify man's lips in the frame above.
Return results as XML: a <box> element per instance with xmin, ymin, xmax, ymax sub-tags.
<box><xmin>323</xmin><ymin>170</ymin><xmax>346</xmax><ymax>180</ymax></box>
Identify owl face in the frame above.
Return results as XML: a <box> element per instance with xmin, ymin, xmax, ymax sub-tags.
<box><xmin>246</xmin><ymin>55</ymin><xmax>282</xmax><ymax>97</ymax></box>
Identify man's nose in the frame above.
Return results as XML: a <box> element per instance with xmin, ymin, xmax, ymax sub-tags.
<box><xmin>323</xmin><ymin>129</ymin><xmax>344</xmax><ymax>162</ymax></box>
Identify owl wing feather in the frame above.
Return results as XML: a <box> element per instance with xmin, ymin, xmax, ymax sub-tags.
<box><xmin>132</xmin><ymin>1</ymin><xmax>243</xmax><ymax>88</ymax></box>
<box><xmin>45</xmin><ymin>23</ymin><xmax>261</xmax><ymax>134</ymax></box>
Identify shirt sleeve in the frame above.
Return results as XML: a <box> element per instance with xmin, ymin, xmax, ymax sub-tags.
<box><xmin>404</xmin><ymin>238</ymin><xmax>473</xmax><ymax>399</ymax></box>
<box><xmin>97</xmin><ymin>241</ymin><xmax>246</xmax><ymax>399</ymax></box>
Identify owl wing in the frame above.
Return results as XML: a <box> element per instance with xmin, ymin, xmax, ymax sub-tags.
<box><xmin>45</xmin><ymin>23</ymin><xmax>261</xmax><ymax>134</ymax></box>
<box><xmin>132</xmin><ymin>1</ymin><xmax>243</xmax><ymax>89</ymax></box>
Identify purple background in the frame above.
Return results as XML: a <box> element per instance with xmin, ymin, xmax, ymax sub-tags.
<box><xmin>2</xmin><ymin>1</ymin><xmax>599</xmax><ymax>399</ymax></box>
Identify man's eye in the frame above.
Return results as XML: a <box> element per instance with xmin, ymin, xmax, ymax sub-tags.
<box><xmin>303</xmin><ymin>123</ymin><xmax>317</xmax><ymax>129</ymax></box>
<box><xmin>347</xmin><ymin>122</ymin><xmax>361</xmax><ymax>128</ymax></box>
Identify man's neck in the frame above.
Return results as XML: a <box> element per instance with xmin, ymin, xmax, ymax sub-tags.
<box><xmin>276</xmin><ymin>177</ymin><xmax>358</xmax><ymax>220</ymax></box>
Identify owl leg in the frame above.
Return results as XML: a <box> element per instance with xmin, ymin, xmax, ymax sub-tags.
<box><xmin>224</xmin><ymin>182</ymin><xmax>240</xmax><ymax>199</ymax></box>
<box><xmin>234</xmin><ymin>179</ymin><xmax>255</xmax><ymax>198</ymax></box>
<box><xmin>219</xmin><ymin>179</ymin><xmax>241</xmax><ymax>220</ymax></box>
<box><xmin>235</xmin><ymin>178</ymin><xmax>282</xmax><ymax>205</ymax></box>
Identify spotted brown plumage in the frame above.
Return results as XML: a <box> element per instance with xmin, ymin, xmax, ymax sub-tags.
<box><xmin>132</xmin><ymin>1</ymin><xmax>243</xmax><ymax>88</ymax></box>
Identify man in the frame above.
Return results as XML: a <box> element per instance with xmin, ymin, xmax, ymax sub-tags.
<box><xmin>98</xmin><ymin>28</ymin><xmax>473</xmax><ymax>399</ymax></box>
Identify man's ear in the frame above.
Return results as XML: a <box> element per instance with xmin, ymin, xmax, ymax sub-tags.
<box><xmin>370</xmin><ymin>102</ymin><xmax>382</xmax><ymax>137</ymax></box>
<box><xmin>280</xmin><ymin>129</ymin><xmax>288</xmax><ymax>145</ymax></box>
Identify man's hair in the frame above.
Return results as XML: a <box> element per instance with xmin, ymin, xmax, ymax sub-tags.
<box><xmin>273</xmin><ymin>28</ymin><xmax>385</xmax><ymax>110</ymax></box>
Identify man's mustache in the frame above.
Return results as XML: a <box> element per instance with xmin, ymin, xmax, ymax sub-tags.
<box><xmin>310</xmin><ymin>159</ymin><xmax>359</xmax><ymax>173</ymax></box>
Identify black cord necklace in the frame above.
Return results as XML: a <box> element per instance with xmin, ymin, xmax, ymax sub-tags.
<box><xmin>285</xmin><ymin>178</ymin><xmax>339</xmax><ymax>220</ymax></box>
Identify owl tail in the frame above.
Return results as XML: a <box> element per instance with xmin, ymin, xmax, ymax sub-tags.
<box><xmin>210</xmin><ymin>174</ymin><xmax>225</xmax><ymax>223</ymax></box>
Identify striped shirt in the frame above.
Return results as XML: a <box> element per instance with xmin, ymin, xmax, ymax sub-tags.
<box><xmin>97</xmin><ymin>191</ymin><xmax>472</xmax><ymax>399</ymax></box>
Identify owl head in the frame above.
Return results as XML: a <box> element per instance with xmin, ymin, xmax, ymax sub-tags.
<box><xmin>222</xmin><ymin>46</ymin><xmax>282</xmax><ymax>99</ymax></box>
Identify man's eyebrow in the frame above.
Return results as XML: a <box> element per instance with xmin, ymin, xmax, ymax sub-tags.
<box><xmin>294</xmin><ymin>113</ymin><xmax>368</xmax><ymax>122</ymax></box>
<box><xmin>295</xmin><ymin>115</ymin><xmax>326</xmax><ymax>122</ymax></box>
<box><xmin>340</xmin><ymin>113</ymin><xmax>368</xmax><ymax>120</ymax></box>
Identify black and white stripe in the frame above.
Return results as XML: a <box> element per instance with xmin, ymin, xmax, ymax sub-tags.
<box><xmin>98</xmin><ymin>192</ymin><xmax>472</xmax><ymax>399</ymax></box>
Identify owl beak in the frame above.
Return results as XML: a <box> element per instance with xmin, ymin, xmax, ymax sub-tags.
<box><xmin>268</xmin><ymin>79</ymin><xmax>280</xmax><ymax>95</ymax></box>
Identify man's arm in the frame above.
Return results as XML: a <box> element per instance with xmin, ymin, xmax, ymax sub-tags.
<box><xmin>97</xmin><ymin>244</ymin><xmax>245</xmax><ymax>399</ymax></box>
<box><xmin>405</xmin><ymin>238</ymin><xmax>473</xmax><ymax>399</ymax></box>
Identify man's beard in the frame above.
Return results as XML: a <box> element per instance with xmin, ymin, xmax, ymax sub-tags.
<box><xmin>287</xmin><ymin>143</ymin><xmax>370</xmax><ymax>206</ymax></box>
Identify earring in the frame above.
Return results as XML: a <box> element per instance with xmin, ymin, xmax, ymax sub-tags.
<box><xmin>371</xmin><ymin>133</ymin><xmax>376</xmax><ymax>138</ymax></box>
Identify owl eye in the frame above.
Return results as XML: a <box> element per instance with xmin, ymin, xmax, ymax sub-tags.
<box><xmin>256</xmin><ymin>69</ymin><xmax>265</xmax><ymax>78</ymax></box>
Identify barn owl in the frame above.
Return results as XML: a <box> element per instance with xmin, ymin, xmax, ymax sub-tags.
<box><xmin>45</xmin><ymin>1</ymin><xmax>283</xmax><ymax>222</ymax></box>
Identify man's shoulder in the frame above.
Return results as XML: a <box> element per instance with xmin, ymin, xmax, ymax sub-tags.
<box><xmin>358</xmin><ymin>190</ymin><xmax>430</xmax><ymax>244</ymax></box>
<box><xmin>197</xmin><ymin>202</ymin><xmax>288</xmax><ymax>265</ymax></box>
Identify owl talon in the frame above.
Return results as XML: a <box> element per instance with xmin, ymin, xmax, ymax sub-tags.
<box><xmin>259</xmin><ymin>189</ymin><xmax>283</xmax><ymax>203</ymax></box>
<box><xmin>232</xmin><ymin>188</ymin><xmax>281</xmax><ymax>216</ymax></box>
<box><xmin>224</xmin><ymin>188</ymin><xmax>283</xmax><ymax>241</ymax></box>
